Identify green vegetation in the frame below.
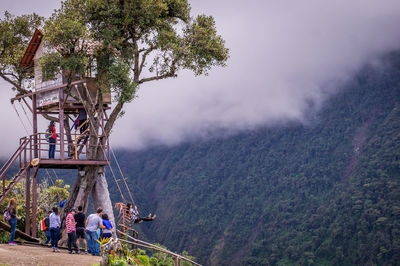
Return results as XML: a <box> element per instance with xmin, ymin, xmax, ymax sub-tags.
<box><xmin>105</xmin><ymin>246</ymin><xmax>195</xmax><ymax>266</ymax></box>
<box><xmin>0</xmin><ymin>178</ymin><xmax>70</xmax><ymax>242</ymax></box>
<box><xmin>109</xmin><ymin>51</ymin><xmax>400</xmax><ymax>265</ymax></box>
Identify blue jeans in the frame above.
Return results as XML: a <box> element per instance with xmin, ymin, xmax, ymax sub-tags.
<box><xmin>44</xmin><ymin>230</ymin><xmax>51</xmax><ymax>244</ymax></box>
<box><xmin>8</xmin><ymin>218</ymin><xmax>16</xmax><ymax>243</ymax></box>
<box><xmin>86</xmin><ymin>230</ymin><xmax>99</xmax><ymax>255</ymax></box>
<box><xmin>50</xmin><ymin>227</ymin><xmax>59</xmax><ymax>248</ymax></box>
<box><xmin>49</xmin><ymin>138</ymin><xmax>56</xmax><ymax>158</ymax></box>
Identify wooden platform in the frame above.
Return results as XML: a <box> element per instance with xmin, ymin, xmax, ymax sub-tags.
<box><xmin>37</xmin><ymin>159</ymin><xmax>109</xmax><ymax>169</ymax></box>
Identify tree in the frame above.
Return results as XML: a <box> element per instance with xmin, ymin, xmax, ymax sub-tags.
<box><xmin>0</xmin><ymin>11</ymin><xmax>42</xmax><ymax>94</ymax></box>
<box><xmin>0</xmin><ymin>0</ymin><xmax>228</xmax><ymax>232</ymax></box>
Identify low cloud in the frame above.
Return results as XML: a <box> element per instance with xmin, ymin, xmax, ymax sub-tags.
<box><xmin>1</xmin><ymin>1</ymin><xmax>400</xmax><ymax>156</ymax></box>
<box><xmin>113</xmin><ymin>0</ymin><xmax>400</xmax><ymax>149</ymax></box>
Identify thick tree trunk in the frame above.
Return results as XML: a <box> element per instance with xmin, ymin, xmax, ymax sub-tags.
<box><xmin>91</xmin><ymin>167</ymin><xmax>115</xmax><ymax>235</ymax></box>
<box><xmin>59</xmin><ymin>165</ymin><xmax>115</xmax><ymax>245</ymax></box>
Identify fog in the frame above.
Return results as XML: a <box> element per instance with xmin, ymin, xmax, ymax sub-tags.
<box><xmin>1</xmin><ymin>0</ymin><xmax>400</xmax><ymax>156</ymax></box>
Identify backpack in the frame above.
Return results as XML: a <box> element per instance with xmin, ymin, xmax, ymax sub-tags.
<box><xmin>74</xmin><ymin>118</ymin><xmax>80</xmax><ymax>130</ymax></box>
<box><xmin>3</xmin><ymin>208</ymin><xmax>11</xmax><ymax>221</ymax></box>
<box><xmin>40</xmin><ymin>218</ymin><xmax>47</xmax><ymax>231</ymax></box>
<box><xmin>44</xmin><ymin>217</ymin><xmax>50</xmax><ymax>228</ymax></box>
<box><xmin>45</xmin><ymin>128</ymin><xmax>53</xmax><ymax>142</ymax></box>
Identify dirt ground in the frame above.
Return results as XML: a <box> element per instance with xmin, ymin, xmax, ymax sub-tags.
<box><xmin>0</xmin><ymin>243</ymin><xmax>102</xmax><ymax>266</ymax></box>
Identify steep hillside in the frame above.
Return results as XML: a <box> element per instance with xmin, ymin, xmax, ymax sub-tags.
<box><xmin>110</xmin><ymin>51</ymin><xmax>400</xmax><ymax>265</ymax></box>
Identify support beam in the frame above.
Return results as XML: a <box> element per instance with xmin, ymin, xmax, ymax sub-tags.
<box><xmin>32</xmin><ymin>94</ymin><xmax>38</xmax><ymax>158</ymax></box>
<box><xmin>31</xmin><ymin>166</ymin><xmax>39</xmax><ymax>238</ymax></box>
<box><xmin>0</xmin><ymin>221</ymin><xmax>40</xmax><ymax>243</ymax></box>
<box><xmin>59</xmin><ymin>88</ymin><xmax>65</xmax><ymax>160</ymax></box>
<box><xmin>25</xmin><ymin>167</ymin><xmax>31</xmax><ymax>235</ymax></box>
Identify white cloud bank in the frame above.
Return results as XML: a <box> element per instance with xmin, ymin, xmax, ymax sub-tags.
<box><xmin>1</xmin><ymin>0</ymin><xmax>400</xmax><ymax>155</ymax></box>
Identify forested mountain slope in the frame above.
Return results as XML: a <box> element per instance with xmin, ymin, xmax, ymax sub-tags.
<box><xmin>111</xmin><ymin>51</ymin><xmax>400</xmax><ymax>265</ymax></box>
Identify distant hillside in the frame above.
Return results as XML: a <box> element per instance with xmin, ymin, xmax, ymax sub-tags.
<box><xmin>109</xmin><ymin>51</ymin><xmax>400</xmax><ymax>265</ymax></box>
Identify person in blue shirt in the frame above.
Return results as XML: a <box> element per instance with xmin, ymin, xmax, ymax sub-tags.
<box><xmin>49</xmin><ymin>207</ymin><xmax>61</xmax><ymax>252</ymax></box>
<box><xmin>100</xmin><ymin>213</ymin><xmax>113</xmax><ymax>240</ymax></box>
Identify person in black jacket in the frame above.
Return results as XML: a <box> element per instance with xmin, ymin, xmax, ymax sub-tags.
<box><xmin>44</xmin><ymin>210</ymin><xmax>52</xmax><ymax>245</ymax></box>
<box><xmin>74</xmin><ymin>206</ymin><xmax>88</xmax><ymax>254</ymax></box>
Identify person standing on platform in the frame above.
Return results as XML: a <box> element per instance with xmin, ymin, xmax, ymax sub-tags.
<box><xmin>74</xmin><ymin>206</ymin><xmax>88</xmax><ymax>254</ymax></box>
<box><xmin>48</xmin><ymin>121</ymin><xmax>57</xmax><ymax>159</ymax></box>
<box><xmin>49</xmin><ymin>207</ymin><xmax>61</xmax><ymax>252</ymax></box>
<box><xmin>85</xmin><ymin>208</ymin><xmax>104</xmax><ymax>256</ymax></box>
<box><xmin>66</xmin><ymin>209</ymin><xmax>79</xmax><ymax>254</ymax></box>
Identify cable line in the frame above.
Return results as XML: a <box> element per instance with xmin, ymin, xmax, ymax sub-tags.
<box><xmin>74</xmin><ymin>84</ymin><xmax>129</xmax><ymax>203</ymax></box>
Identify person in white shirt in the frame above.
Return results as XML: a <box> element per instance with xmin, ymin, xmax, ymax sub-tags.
<box><xmin>85</xmin><ymin>207</ymin><xmax>105</xmax><ymax>256</ymax></box>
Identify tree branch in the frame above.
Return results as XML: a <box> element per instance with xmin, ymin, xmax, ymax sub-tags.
<box><xmin>138</xmin><ymin>72</ymin><xmax>177</xmax><ymax>84</ymax></box>
<box><xmin>105</xmin><ymin>101</ymin><xmax>124</xmax><ymax>136</ymax></box>
<box><xmin>0</xmin><ymin>72</ymin><xmax>29</xmax><ymax>95</ymax></box>
<box><xmin>138</xmin><ymin>46</ymin><xmax>156</xmax><ymax>77</ymax></box>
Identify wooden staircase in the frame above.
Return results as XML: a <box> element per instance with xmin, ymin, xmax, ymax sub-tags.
<box><xmin>0</xmin><ymin>137</ymin><xmax>32</xmax><ymax>205</ymax></box>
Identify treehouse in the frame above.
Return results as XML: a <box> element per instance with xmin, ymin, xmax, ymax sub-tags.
<box><xmin>0</xmin><ymin>29</ymin><xmax>112</xmax><ymax>238</ymax></box>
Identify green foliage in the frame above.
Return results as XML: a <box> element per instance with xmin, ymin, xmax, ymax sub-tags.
<box><xmin>39</xmin><ymin>0</ymin><xmax>228</xmax><ymax>105</ymax></box>
<box><xmin>182</xmin><ymin>15</ymin><xmax>228</xmax><ymax>75</ymax></box>
<box><xmin>108</xmin><ymin>255</ymin><xmax>128</xmax><ymax>266</ymax></box>
<box><xmin>37</xmin><ymin>179</ymin><xmax>70</xmax><ymax>213</ymax></box>
<box><xmin>0</xmin><ymin>177</ymin><xmax>70</xmax><ymax>242</ymax></box>
<box><xmin>107</xmin><ymin>58</ymin><xmax>136</xmax><ymax>103</ymax></box>
<box><xmin>106</xmin><ymin>246</ymin><xmax>195</xmax><ymax>266</ymax></box>
<box><xmin>0</xmin><ymin>11</ymin><xmax>43</xmax><ymax>91</ymax></box>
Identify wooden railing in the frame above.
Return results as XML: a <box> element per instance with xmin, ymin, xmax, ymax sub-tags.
<box><xmin>19</xmin><ymin>132</ymin><xmax>110</xmax><ymax>162</ymax></box>
<box><xmin>116</xmin><ymin>230</ymin><xmax>202</xmax><ymax>266</ymax></box>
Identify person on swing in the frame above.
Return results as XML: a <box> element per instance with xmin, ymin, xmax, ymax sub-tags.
<box><xmin>126</xmin><ymin>203</ymin><xmax>156</xmax><ymax>224</ymax></box>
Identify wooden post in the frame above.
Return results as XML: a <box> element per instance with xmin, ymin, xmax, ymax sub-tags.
<box><xmin>32</xmin><ymin>94</ymin><xmax>38</xmax><ymax>158</ymax></box>
<box><xmin>31</xmin><ymin>167</ymin><xmax>39</xmax><ymax>238</ymax></box>
<box><xmin>59</xmin><ymin>88</ymin><xmax>65</xmax><ymax>160</ymax></box>
<box><xmin>25</xmin><ymin>167</ymin><xmax>31</xmax><ymax>235</ymax></box>
<box><xmin>2</xmin><ymin>173</ymin><xmax>4</xmax><ymax>196</ymax></box>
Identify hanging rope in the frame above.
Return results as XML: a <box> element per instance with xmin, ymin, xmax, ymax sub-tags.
<box><xmin>74</xmin><ymin>84</ymin><xmax>127</xmax><ymax>203</ymax></box>
<box><xmin>12</xmin><ymin>103</ymin><xmax>30</xmax><ymax>134</ymax></box>
<box><xmin>82</xmin><ymin>83</ymin><xmax>135</xmax><ymax>205</ymax></box>
<box><xmin>12</xmin><ymin>100</ymin><xmax>60</xmax><ymax>190</ymax></box>
<box><xmin>19</xmin><ymin>100</ymin><xmax>33</xmax><ymax>127</ymax></box>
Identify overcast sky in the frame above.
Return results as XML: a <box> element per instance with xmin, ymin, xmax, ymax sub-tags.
<box><xmin>1</xmin><ymin>0</ymin><xmax>400</xmax><ymax>156</ymax></box>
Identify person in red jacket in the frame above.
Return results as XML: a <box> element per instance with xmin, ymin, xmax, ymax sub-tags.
<box><xmin>48</xmin><ymin>121</ymin><xmax>57</xmax><ymax>159</ymax></box>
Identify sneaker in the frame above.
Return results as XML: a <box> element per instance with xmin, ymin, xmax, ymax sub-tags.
<box><xmin>55</xmin><ymin>248</ymin><xmax>60</xmax><ymax>253</ymax></box>
<box><xmin>84</xmin><ymin>250</ymin><xmax>88</xmax><ymax>254</ymax></box>
<box><xmin>76</xmin><ymin>250</ymin><xmax>81</xmax><ymax>254</ymax></box>
<box><xmin>52</xmin><ymin>248</ymin><xmax>56</xmax><ymax>252</ymax></box>
<box><xmin>69</xmin><ymin>251</ymin><xmax>72</xmax><ymax>254</ymax></box>
<box><xmin>8</xmin><ymin>242</ymin><xmax>16</xmax><ymax>245</ymax></box>
<box><xmin>152</xmin><ymin>214</ymin><xmax>157</xmax><ymax>220</ymax></box>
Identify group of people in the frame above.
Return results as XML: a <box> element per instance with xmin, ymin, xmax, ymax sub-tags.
<box><xmin>5</xmin><ymin>199</ymin><xmax>155</xmax><ymax>255</ymax></box>
<box><xmin>42</xmin><ymin>206</ymin><xmax>113</xmax><ymax>255</ymax></box>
